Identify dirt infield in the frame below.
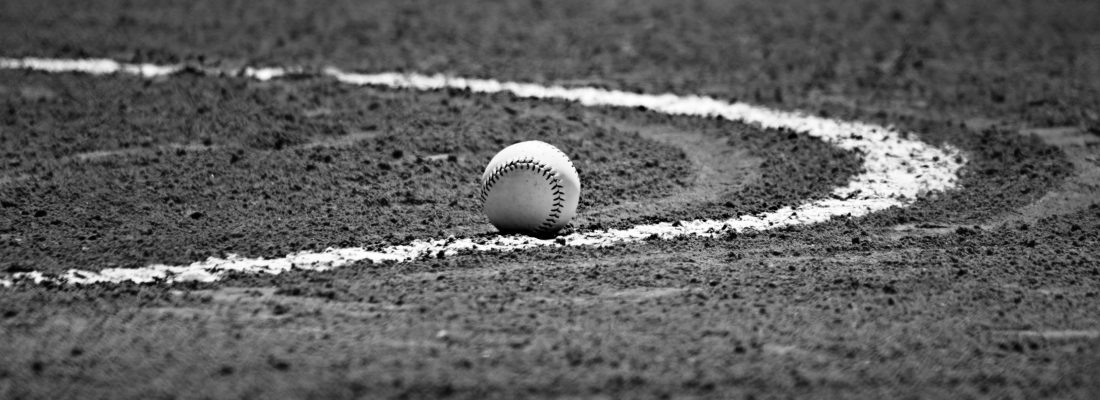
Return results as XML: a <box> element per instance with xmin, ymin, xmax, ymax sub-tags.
<box><xmin>2</xmin><ymin>0</ymin><xmax>1099</xmax><ymax>399</ymax></box>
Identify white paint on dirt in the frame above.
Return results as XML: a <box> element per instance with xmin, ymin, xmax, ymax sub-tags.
<box><xmin>1001</xmin><ymin>330</ymin><xmax>1100</xmax><ymax>340</ymax></box>
<box><xmin>0</xmin><ymin>58</ymin><xmax>965</xmax><ymax>286</ymax></box>
<box><xmin>0</xmin><ymin>57</ymin><xmax>182</xmax><ymax>78</ymax></box>
<box><xmin>0</xmin><ymin>57</ymin><xmax>290</xmax><ymax>81</ymax></box>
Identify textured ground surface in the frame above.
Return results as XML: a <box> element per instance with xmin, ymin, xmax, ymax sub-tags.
<box><xmin>1</xmin><ymin>0</ymin><xmax>1099</xmax><ymax>399</ymax></box>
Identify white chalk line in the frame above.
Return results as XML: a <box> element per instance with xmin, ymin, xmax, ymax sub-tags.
<box><xmin>0</xmin><ymin>57</ymin><xmax>964</xmax><ymax>286</ymax></box>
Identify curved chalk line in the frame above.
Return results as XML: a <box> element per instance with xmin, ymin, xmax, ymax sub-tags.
<box><xmin>0</xmin><ymin>57</ymin><xmax>964</xmax><ymax>286</ymax></box>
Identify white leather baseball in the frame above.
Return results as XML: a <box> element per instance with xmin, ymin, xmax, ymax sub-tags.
<box><xmin>480</xmin><ymin>141</ymin><xmax>581</xmax><ymax>236</ymax></box>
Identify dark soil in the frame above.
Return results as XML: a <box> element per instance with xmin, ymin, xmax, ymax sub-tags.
<box><xmin>0</xmin><ymin>73</ymin><xmax>701</xmax><ymax>269</ymax></box>
<box><xmin>2</xmin><ymin>0</ymin><xmax>1099</xmax><ymax>399</ymax></box>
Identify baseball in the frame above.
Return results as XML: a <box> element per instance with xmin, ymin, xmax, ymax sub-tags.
<box><xmin>480</xmin><ymin>141</ymin><xmax>581</xmax><ymax>236</ymax></box>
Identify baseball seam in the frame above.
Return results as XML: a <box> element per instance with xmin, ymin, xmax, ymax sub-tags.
<box><xmin>546</xmin><ymin>145</ymin><xmax>577</xmax><ymax>174</ymax></box>
<box><xmin>480</xmin><ymin>157</ymin><xmax>566</xmax><ymax>234</ymax></box>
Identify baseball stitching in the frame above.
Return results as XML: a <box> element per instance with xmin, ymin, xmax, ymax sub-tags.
<box><xmin>480</xmin><ymin>157</ymin><xmax>567</xmax><ymax>234</ymax></box>
<box><xmin>547</xmin><ymin>145</ymin><xmax>577</xmax><ymax>174</ymax></box>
